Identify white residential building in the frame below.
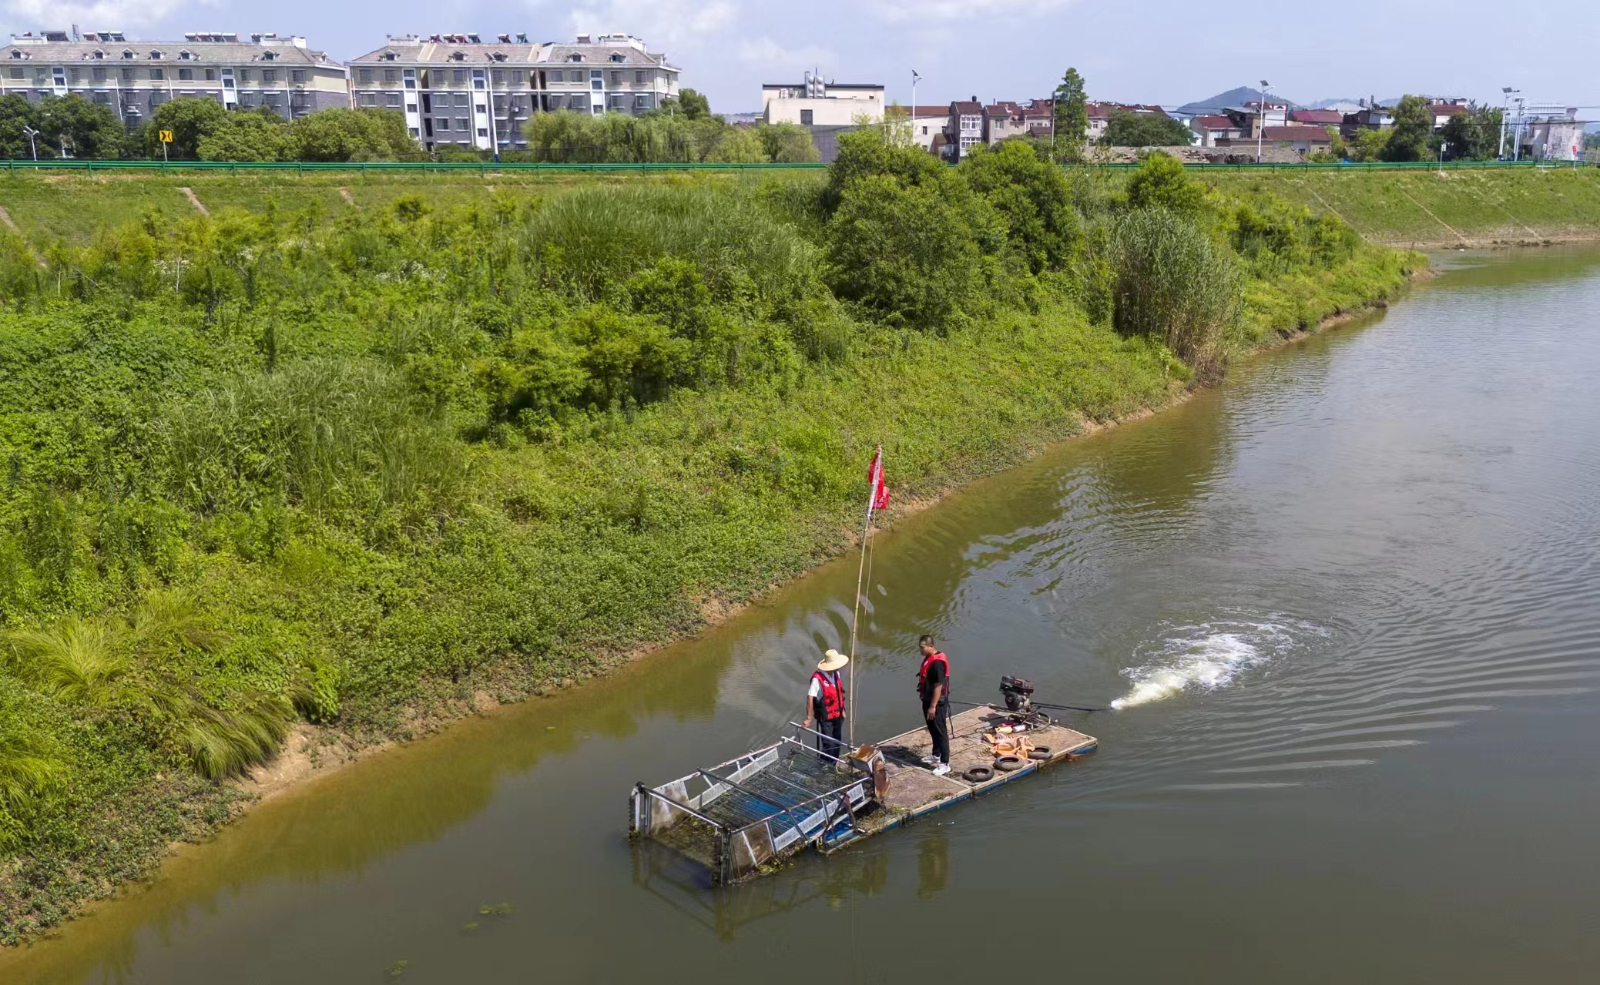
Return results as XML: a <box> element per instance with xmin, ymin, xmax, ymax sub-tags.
<box><xmin>762</xmin><ymin>73</ymin><xmax>883</xmax><ymax>126</ymax></box>
<box><xmin>0</xmin><ymin>29</ymin><xmax>348</xmax><ymax>128</ymax></box>
<box><xmin>349</xmin><ymin>32</ymin><xmax>680</xmax><ymax>153</ymax></box>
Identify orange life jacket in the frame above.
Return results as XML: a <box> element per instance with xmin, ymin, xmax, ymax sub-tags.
<box><xmin>918</xmin><ymin>651</ymin><xmax>950</xmax><ymax>700</ymax></box>
<box><xmin>812</xmin><ymin>670</ymin><xmax>845</xmax><ymax>720</ymax></box>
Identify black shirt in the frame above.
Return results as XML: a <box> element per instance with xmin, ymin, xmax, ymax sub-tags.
<box><xmin>919</xmin><ymin>655</ymin><xmax>948</xmax><ymax>706</ymax></box>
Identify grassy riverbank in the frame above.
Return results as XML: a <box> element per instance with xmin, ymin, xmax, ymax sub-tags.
<box><xmin>1200</xmin><ymin>166</ymin><xmax>1600</xmax><ymax>247</ymax></box>
<box><xmin>0</xmin><ymin>144</ymin><xmax>1418</xmax><ymax>942</ymax></box>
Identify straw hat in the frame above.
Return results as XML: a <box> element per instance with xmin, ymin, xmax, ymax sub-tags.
<box><xmin>818</xmin><ymin>648</ymin><xmax>849</xmax><ymax>672</ymax></box>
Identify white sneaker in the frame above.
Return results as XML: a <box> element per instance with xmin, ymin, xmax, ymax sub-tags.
<box><xmin>921</xmin><ymin>755</ymin><xmax>939</xmax><ymax>766</ymax></box>
<box><xmin>931</xmin><ymin>763</ymin><xmax>951</xmax><ymax>777</ymax></box>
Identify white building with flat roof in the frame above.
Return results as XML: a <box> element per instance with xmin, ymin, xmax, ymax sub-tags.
<box><xmin>762</xmin><ymin>73</ymin><xmax>883</xmax><ymax>126</ymax></box>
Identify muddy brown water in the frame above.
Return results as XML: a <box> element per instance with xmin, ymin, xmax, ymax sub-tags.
<box><xmin>9</xmin><ymin>247</ymin><xmax>1600</xmax><ymax>983</ymax></box>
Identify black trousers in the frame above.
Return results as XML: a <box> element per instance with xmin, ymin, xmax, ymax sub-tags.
<box><xmin>924</xmin><ymin>702</ymin><xmax>950</xmax><ymax>764</ymax></box>
<box><xmin>815</xmin><ymin>717</ymin><xmax>844</xmax><ymax>760</ymax></box>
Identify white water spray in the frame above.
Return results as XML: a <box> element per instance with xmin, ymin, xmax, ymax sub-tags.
<box><xmin>1110</xmin><ymin>617</ymin><xmax>1324</xmax><ymax>710</ymax></box>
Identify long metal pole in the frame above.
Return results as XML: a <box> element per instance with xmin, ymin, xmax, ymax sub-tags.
<box><xmin>1497</xmin><ymin>92</ymin><xmax>1510</xmax><ymax>160</ymax></box>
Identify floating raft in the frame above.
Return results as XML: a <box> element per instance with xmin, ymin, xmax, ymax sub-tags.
<box><xmin>630</xmin><ymin>706</ymin><xmax>1097</xmax><ymax>884</ymax></box>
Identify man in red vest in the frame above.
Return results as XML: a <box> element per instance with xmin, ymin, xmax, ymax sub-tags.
<box><xmin>917</xmin><ymin>635</ymin><xmax>952</xmax><ymax>776</ymax></box>
<box><xmin>802</xmin><ymin>648</ymin><xmax>849</xmax><ymax>760</ymax></box>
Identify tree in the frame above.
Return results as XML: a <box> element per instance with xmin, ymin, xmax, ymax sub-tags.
<box><xmin>140</xmin><ymin>97</ymin><xmax>229</xmax><ymax>159</ymax></box>
<box><xmin>197</xmin><ymin>110</ymin><xmax>292</xmax><ymax>162</ymax></box>
<box><xmin>1052</xmin><ymin>68</ymin><xmax>1088</xmax><ymax>161</ymax></box>
<box><xmin>1439</xmin><ymin>105</ymin><xmax>1502</xmax><ymax>161</ymax></box>
<box><xmin>1100</xmin><ymin>109</ymin><xmax>1193</xmax><ymax>148</ymax></box>
<box><xmin>0</xmin><ymin>94</ymin><xmax>41</xmax><ymax>160</ymax></box>
<box><xmin>37</xmin><ymin>95</ymin><xmax>129</xmax><ymax>160</ymax></box>
<box><xmin>1349</xmin><ymin>127</ymin><xmax>1391</xmax><ymax>162</ymax></box>
<box><xmin>1123</xmin><ymin>152</ymin><xmax>1205</xmax><ymax>215</ymax></box>
<box><xmin>959</xmin><ymin>140</ymin><xmax>1081</xmax><ymax>273</ymax></box>
<box><xmin>288</xmin><ymin>108</ymin><xmax>414</xmax><ymax>161</ymax></box>
<box><xmin>671</xmin><ymin>88</ymin><xmax>712</xmax><ymax>121</ymax></box>
<box><xmin>1383</xmin><ymin>94</ymin><xmax>1434</xmax><ymax>162</ymax></box>
<box><xmin>755</xmin><ymin>122</ymin><xmax>819</xmax><ymax>163</ymax></box>
<box><xmin>705</xmin><ymin>126</ymin><xmax>766</xmax><ymax>163</ymax></box>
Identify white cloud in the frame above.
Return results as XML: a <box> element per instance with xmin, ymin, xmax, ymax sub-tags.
<box><xmin>556</xmin><ymin>0</ymin><xmax>738</xmax><ymax>49</ymax></box>
<box><xmin>736</xmin><ymin>36</ymin><xmax>833</xmax><ymax>71</ymax></box>
<box><xmin>4</xmin><ymin>0</ymin><xmax>202</xmax><ymax>29</ymax></box>
<box><xmin>863</xmin><ymin>0</ymin><xmax>1074</xmax><ymax>23</ymax></box>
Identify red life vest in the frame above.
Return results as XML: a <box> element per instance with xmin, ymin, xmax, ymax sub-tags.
<box><xmin>812</xmin><ymin>670</ymin><xmax>845</xmax><ymax>720</ymax></box>
<box><xmin>918</xmin><ymin>651</ymin><xmax>950</xmax><ymax>699</ymax></box>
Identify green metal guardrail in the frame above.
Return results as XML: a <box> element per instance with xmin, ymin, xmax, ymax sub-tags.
<box><xmin>0</xmin><ymin>158</ymin><xmax>1585</xmax><ymax>176</ymax></box>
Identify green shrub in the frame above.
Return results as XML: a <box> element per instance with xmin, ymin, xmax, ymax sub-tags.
<box><xmin>1109</xmin><ymin>207</ymin><xmax>1242</xmax><ymax>371</ymax></box>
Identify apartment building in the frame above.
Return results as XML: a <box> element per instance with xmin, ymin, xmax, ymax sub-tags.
<box><xmin>348</xmin><ymin>32</ymin><xmax>680</xmax><ymax>152</ymax></box>
<box><xmin>762</xmin><ymin>73</ymin><xmax>884</xmax><ymax>126</ymax></box>
<box><xmin>0</xmin><ymin>29</ymin><xmax>347</xmax><ymax>127</ymax></box>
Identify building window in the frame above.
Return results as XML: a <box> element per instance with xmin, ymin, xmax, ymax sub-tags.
<box><xmin>122</xmin><ymin>50</ymin><xmax>134</xmax><ymax>60</ymax></box>
<box><xmin>7</xmin><ymin>68</ymin><xmax>20</xmax><ymax>80</ymax></box>
<box><xmin>239</xmin><ymin>69</ymin><xmax>251</xmax><ymax>81</ymax></box>
<box><xmin>358</xmin><ymin>92</ymin><xmax>377</xmax><ymax>106</ymax></box>
<box><xmin>635</xmin><ymin>70</ymin><xmax>645</xmax><ymax>84</ymax></box>
<box><xmin>610</xmin><ymin>53</ymin><xmax>624</xmax><ymax>63</ymax></box>
<box><xmin>475</xmin><ymin>103</ymin><xmax>486</xmax><ymax>115</ymax></box>
<box><xmin>149</xmin><ymin>50</ymin><xmax>163</xmax><ymax>59</ymax></box>
<box><xmin>568</xmin><ymin>54</ymin><xmax>582</xmax><ymax>62</ymax></box>
<box><xmin>610</xmin><ymin>70</ymin><xmax>621</xmax><ymax>85</ymax></box>
<box><xmin>477</xmin><ymin>127</ymin><xmax>488</xmax><ymax>138</ymax></box>
<box><xmin>358</xmin><ymin>68</ymin><xmax>372</xmax><ymax>83</ymax></box>
<box><xmin>549</xmin><ymin>70</ymin><xmax>562</xmax><ymax>82</ymax></box>
<box><xmin>149</xmin><ymin>68</ymin><xmax>164</xmax><ymax>80</ymax></box>
<box><xmin>800</xmin><ymin>109</ymin><xmax>813</xmax><ymax>125</ymax></box>
<box><xmin>262</xmin><ymin>69</ymin><xmax>277</xmax><ymax>83</ymax></box>
<box><xmin>205</xmin><ymin>68</ymin><xmax>216</xmax><ymax>80</ymax></box>
<box><xmin>454</xmin><ymin>93</ymin><xmax>468</xmax><ymax>107</ymax></box>
<box><xmin>291</xmin><ymin>69</ymin><xmax>306</xmax><ymax>83</ymax></box>
<box><xmin>436</xmin><ymin>118</ymin><xmax>449</xmax><ymax>130</ymax></box>
<box><xmin>179</xmin><ymin>50</ymin><xmax>193</xmax><ymax>60</ymax></box>
<box><xmin>178</xmin><ymin>68</ymin><xmax>193</xmax><ymax>80</ymax></box>
<box><xmin>121</xmin><ymin>67</ymin><xmax>134</xmax><ymax>81</ymax></box>
<box><xmin>453</xmin><ymin>69</ymin><xmax>465</xmax><ymax>84</ymax></box>
<box><xmin>512</xmin><ymin>69</ymin><xmax>524</xmax><ymax>84</ymax></box>
<box><xmin>385</xmin><ymin>92</ymin><xmax>402</xmax><ymax>107</ymax></box>
<box><xmin>590</xmin><ymin>70</ymin><xmax>602</xmax><ymax>90</ymax></box>
<box><xmin>491</xmin><ymin>69</ymin><xmax>504</xmax><ymax>83</ymax></box>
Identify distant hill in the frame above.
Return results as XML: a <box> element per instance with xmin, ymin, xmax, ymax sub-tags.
<box><xmin>1305</xmin><ymin>97</ymin><xmax>1362</xmax><ymax>110</ymax></box>
<box><xmin>1174</xmin><ymin>86</ymin><xmax>1300</xmax><ymax>117</ymax></box>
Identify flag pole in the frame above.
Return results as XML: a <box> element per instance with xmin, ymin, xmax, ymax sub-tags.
<box><xmin>846</xmin><ymin>445</ymin><xmax>884</xmax><ymax>751</ymax></box>
<box><xmin>846</xmin><ymin>507</ymin><xmax>872</xmax><ymax>751</ymax></box>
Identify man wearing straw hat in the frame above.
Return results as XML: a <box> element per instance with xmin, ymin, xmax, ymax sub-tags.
<box><xmin>802</xmin><ymin>648</ymin><xmax>849</xmax><ymax>761</ymax></box>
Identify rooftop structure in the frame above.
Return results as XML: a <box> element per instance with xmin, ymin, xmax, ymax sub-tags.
<box><xmin>348</xmin><ymin>32</ymin><xmax>681</xmax><ymax>153</ymax></box>
<box><xmin>761</xmin><ymin>72</ymin><xmax>884</xmax><ymax>126</ymax></box>
<box><xmin>0</xmin><ymin>29</ymin><xmax>347</xmax><ymax>127</ymax></box>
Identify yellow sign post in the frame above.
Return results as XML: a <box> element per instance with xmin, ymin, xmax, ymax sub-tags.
<box><xmin>158</xmin><ymin>129</ymin><xmax>173</xmax><ymax>163</ymax></box>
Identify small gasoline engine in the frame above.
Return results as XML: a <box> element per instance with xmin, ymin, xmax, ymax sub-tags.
<box><xmin>999</xmin><ymin>675</ymin><xmax>1036</xmax><ymax>714</ymax></box>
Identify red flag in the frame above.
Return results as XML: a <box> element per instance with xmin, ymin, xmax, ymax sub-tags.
<box><xmin>866</xmin><ymin>446</ymin><xmax>890</xmax><ymax>518</ymax></box>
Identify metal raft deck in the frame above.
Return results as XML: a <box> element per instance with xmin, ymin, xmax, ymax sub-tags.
<box><xmin>630</xmin><ymin>707</ymin><xmax>1098</xmax><ymax>884</ymax></box>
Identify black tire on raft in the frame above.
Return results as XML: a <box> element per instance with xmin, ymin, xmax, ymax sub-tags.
<box><xmin>963</xmin><ymin>765</ymin><xmax>995</xmax><ymax>783</ymax></box>
<box><xmin>1028</xmin><ymin>746</ymin><xmax>1052</xmax><ymax>761</ymax></box>
<box><xmin>994</xmin><ymin>755</ymin><xmax>1025</xmax><ymax>772</ymax></box>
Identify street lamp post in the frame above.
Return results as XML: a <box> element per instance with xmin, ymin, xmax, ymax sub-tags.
<box><xmin>911</xmin><ymin>69</ymin><xmax>920</xmax><ymax>146</ymax></box>
<box><xmin>1256</xmin><ymin>80</ymin><xmax>1271</xmax><ymax>164</ymax></box>
<box><xmin>1512</xmin><ymin>96</ymin><xmax>1526</xmax><ymax>161</ymax></box>
<box><xmin>20</xmin><ymin>125</ymin><xmax>37</xmax><ymax>161</ymax></box>
<box><xmin>1498</xmin><ymin>87</ymin><xmax>1519</xmax><ymax>160</ymax></box>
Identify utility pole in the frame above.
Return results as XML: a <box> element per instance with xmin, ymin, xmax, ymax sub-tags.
<box><xmin>21</xmin><ymin>125</ymin><xmax>37</xmax><ymax>161</ymax></box>
<box><xmin>1498</xmin><ymin>87</ymin><xmax>1518</xmax><ymax>160</ymax></box>
<box><xmin>910</xmin><ymin>69</ymin><xmax>920</xmax><ymax>145</ymax></box>
<box><xmin>1512</xmin><ymin>96</ymin><xmax>1525</xmax><ymax>161</ymax></box>
<box><xmin>1256</xmin><ymin>80</ymin><xmax>1271</xmax><ymax>164</ymax></box>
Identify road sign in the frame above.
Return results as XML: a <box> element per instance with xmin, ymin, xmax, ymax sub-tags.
<box><xmin>158</xmin><ymin>129</ymin><xmax>174</xmax><ymax>143</ymax></box>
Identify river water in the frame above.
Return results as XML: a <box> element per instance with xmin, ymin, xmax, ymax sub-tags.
<box><xmin>10</xmin><ymin>247</ymin><xmax>1600</xmax><ymax>983</ymax></box>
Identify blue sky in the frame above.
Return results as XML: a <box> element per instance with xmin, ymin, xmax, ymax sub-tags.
<box><xmin>5</xmin><ymin>0</ymin><xmax>1595</xmax><ymax>115</ymax></box>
